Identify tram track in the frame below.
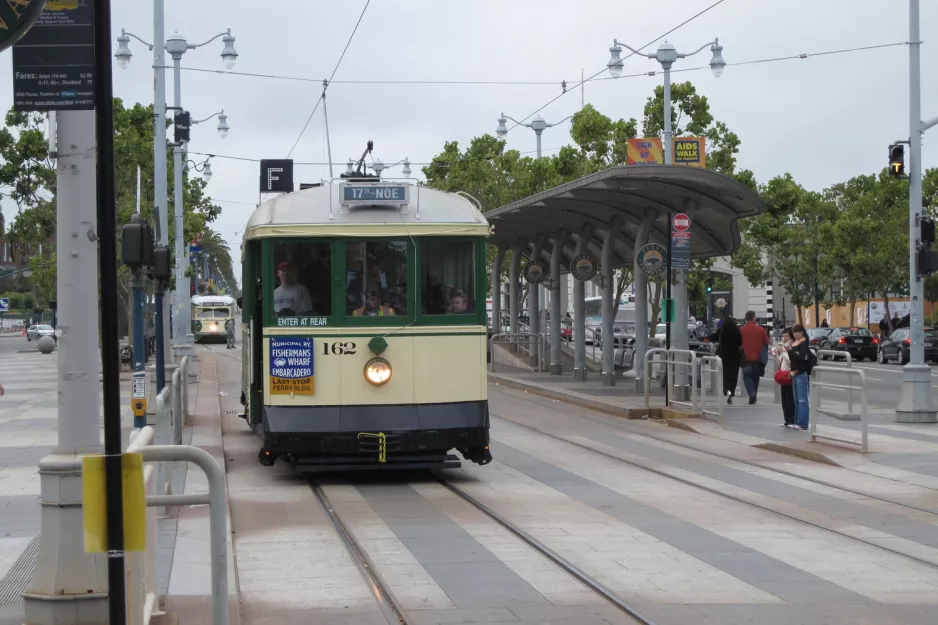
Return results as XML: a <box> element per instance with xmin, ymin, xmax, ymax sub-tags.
<box><xmin>306</xmin><ymin>473</ymin><xmax>657</xmax><ymax>625</ymax></box>
<box><xmin>490</xmin><ymin>410</ymin><xmax>938</xmax><ymax>572</ymax></box>
<box><xmin>309</xmin><ymin>479</ymin><xmax>410</xmax><ymax>625</ymax></box>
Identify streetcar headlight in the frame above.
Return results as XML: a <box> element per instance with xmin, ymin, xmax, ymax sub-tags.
<box><xmin>364</xmin><ymin>357</ymin><xmax>392</xmax><ymax>386</ymax></box>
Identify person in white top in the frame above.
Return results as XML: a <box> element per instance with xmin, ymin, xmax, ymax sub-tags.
<box><xmin>273</xmin><ymin>261</ymin><xmax>314</xmax><ymax>315</ymax></box>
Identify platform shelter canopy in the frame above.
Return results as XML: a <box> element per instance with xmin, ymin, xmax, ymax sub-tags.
<box><xmin>486</xmin><ymin>165</ymin><xmax>766</xmax><ymax>268</ymax></box>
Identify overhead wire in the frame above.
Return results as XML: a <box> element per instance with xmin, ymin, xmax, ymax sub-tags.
<box><xmin>504</xmin><ymin>0</ymin><xmax>727</xmax><ymax>134</ymax></box>
<box><xmin>285</xmin><ymin>0</ymin><xmax>372</xmax><ymax>158</ymax></box>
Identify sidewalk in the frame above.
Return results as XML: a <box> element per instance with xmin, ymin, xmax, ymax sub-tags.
<box><xmin>0</xmin><ymin>350</ymin><xmax>132</xmax><ymax>623</ymax></box>
<box><xmin>488</xmin><ymin>367</ymin><xmax>938</xmax><ymax>486</ymax></box>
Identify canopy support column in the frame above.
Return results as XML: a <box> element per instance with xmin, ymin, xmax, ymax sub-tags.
<box><xmin>509</xmin><ymin>241</ymin><xmax>525</xmax><ymax>352</ymax></box>
<box><xmin>573</xmin><ymin>224</ymin><xmax>593</xmax><ymax>381</ymax></box>
<box><xmin>633</xmin><ymin>214</ymin><xmax>656</xmax><ymax>391</ymax></box>
<box><xmin>550</xmin><ymin>230</ymin><xmax>567</xmax><ymax>375</ymax></box>
<box><xmin>528</xmin><ymin>236</ymin><xmax>545</xmax><ymax>368</ymax></box>
<box><xmin>601</xmin><ymin>217</ymin><xmax>623</xmax><ymax>386</ymax></box>
<box><xmin>491</xmin><ymin>244</ymin><xmax>507</xmax><ymax>336</ymax></box>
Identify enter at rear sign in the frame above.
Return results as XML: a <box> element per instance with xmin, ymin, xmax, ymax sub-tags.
<box><xmin>672</xmin><ymin>213</ymin><xmax>691</xmax><ymax>232</ymax></box>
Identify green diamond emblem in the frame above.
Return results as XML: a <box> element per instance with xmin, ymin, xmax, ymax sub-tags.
<box><xmin>368</xmin><ymin>336</ymin><xmax>388</xmax><ymax>355</ymax></box>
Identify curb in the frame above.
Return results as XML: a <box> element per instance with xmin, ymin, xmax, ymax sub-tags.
<box><xmin>488</xmin><ymin>372</ymin><xmax>701</xmax><ymax>421</ymax></box>
<box><xmin>489</xmin><ymin>371</ymin><xmax>850</xmax><ymax>467</ymax></box>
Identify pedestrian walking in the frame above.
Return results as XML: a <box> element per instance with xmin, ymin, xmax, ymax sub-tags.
<box><xmin>740</xmin><ymin>311</ymin><xmax>771</xmax><ymax>405</ymax></box>
<box><xmin>226</xmin><ymin>318</ymin><xmax>236</xmax><ymax>349</ymax></box>
<box><xmin>774</xmin><ymin>329</ymin><xmax>796</xmax><ymax>427</ymax></box>
<box><xmin>788</xmin><ymin>324</ymin><xmax>816</xmax><ymax>430</ymax></box>
<box><xmin>715</xmin><ymin>314</ymin><xmax>742</xmax><ymax>405</ymax></box>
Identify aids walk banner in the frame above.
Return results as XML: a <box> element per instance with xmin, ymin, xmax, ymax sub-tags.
<box><xmin>269</xmin><ymin>337</ymin><xmax>314</xmax><ymax>395</ymax></box>
<box><xmin>627</xmin><ymin>137</ymin><xmax>707</xmax><ymax>167</ymax></box>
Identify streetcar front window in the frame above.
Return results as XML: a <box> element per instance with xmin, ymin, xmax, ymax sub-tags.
<box><xmin>421</xmin><ymin>239</ymin><xmax>475</xmax><ymax>315</ymax></box>
<box><xmin>271</xmin><ymin>241</ymin><xmax>332</xmax><ymax>316</ymax></box>
<box><xmin>345</xmin><ymin>240</ymin><xmax>408</xmax><ymax>317</ymax></box>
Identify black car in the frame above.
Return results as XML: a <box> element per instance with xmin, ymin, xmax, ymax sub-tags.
<box><xmin>818</xmin><ymin>327</ymin><xmax>878</xmax><ymax>362</ymax></box>
<box><xmin>878</xmin><ymin>327</ymin><xmax>938</xmax><ymax>364</ymax></box>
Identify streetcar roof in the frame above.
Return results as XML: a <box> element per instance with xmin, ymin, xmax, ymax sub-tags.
<box><xmin>192</xmin><ymin>295</ymin><xmax>236</xmax><ymax>307</ymax></box>
<box><xmin>242</xmin><ymin>181</ymin><xmax>489</xmax><ymax>241</ymax></box>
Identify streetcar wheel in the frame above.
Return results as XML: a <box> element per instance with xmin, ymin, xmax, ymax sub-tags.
<box><xmin>258</xmin><ymin>449</ymin><xmax>278</xmax><ymax>466</ymax></box>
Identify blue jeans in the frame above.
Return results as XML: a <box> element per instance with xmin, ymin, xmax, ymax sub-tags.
<box><xmin>792</xmin><ymin>372</ymin><xmax>810</xmax><ymax>428</ymax></box>
<box><xmin>741</xmin><ymin>364</ymin><xmax>763</xmax><ymax>397</ymax></box>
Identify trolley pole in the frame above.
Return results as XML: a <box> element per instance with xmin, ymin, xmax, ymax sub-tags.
<box><xmin>92</xmin><ymin>0</ymin><xmax>129</xmax><ymax>621</ymax></box>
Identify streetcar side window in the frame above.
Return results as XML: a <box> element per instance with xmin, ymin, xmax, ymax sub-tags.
<box><xmin>271</xmin><ymin>241</ymin><xmax>332</xmax><ymax>317</ymax></box>
<box><xmin>345</xmin><ymin>240</ymin><xmax>409</xmax><ymax>317</ymax></box>
<box><xmin>421</xmin><ymin>239</ymin><xmax>475</xmax><ymax>315</ymax></box>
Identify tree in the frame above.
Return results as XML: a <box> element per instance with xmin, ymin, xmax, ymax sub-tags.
<box><xmin>0</xmin><ymin>99</ymin><xmax>232</xmax><ymax>335</ymax></box>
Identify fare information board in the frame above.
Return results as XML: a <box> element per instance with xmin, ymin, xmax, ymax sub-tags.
<box><xmin>12</xmin><ymin>0</ymin><xmax>96</xmax><ymax>111</ymax></box>
<box><xmin>269</xmin><ymin>337</ymin><xmax>314</xmax><ymax>396</ymax></box>
<box><xmin>342</xmin><ymin>185</ymin><xmax>409</xmax><ymax>205</ymax></box>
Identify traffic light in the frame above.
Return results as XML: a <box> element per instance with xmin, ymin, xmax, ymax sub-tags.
<box><xmin>706</xmin><ymin>277</ymin><xmax>713</xmax><ymax>293</ymax></box>
<box><xmin>917</xmin><ymin>218</ymin><xmax>938</xmax><ymax>276</ymax></box>
<box><xmin>889</xmin><ymin>144</ymin><xmax>905</xmax><ymax>177</ymax></box>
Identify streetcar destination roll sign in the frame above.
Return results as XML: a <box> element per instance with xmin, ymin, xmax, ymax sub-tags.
<box><xmin>269</xmin><ymin>337</ymin><xmax>314</xmax><ymax>395</ymax></box>
<box><xmin>341</xmin><ymin>184</ymin><xmax>409</xmax><ymax>206</ymax></box>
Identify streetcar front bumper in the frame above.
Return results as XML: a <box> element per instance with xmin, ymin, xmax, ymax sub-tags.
<box><xmin>257</xmin><ymin>400</ymin><xmax>491</xmax><ymax>470</ymax></box>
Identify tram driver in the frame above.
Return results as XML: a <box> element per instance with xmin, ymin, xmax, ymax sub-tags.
<box><xmin>447</xmin><ymin>288</ymin><xmax>471</xmax><ymax>314</ymax></box>
<box><xmin>273</xmin><ymin>261</ymin><xmax>314</xmax><ymax>316</ymax></box>
<box><xmin>353</xmin><ymin>289</ymin><xmax>396</xmax><ymax>317</ymax></box>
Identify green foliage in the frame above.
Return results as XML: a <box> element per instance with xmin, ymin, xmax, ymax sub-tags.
<box><xmin>0</xmin><ymin>99</ymin><xmax>233</xmax><ymax>319</ymax></box>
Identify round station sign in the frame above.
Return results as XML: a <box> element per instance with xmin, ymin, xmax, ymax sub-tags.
<box><xmin>0</xmin><ymin>0</ymin><xmax>47</xmax><ymax>53</ymax></box>
<box><xmin>524</xmin><ymin>261</ymin><xmax>547</xmax><ymax>284</ymax></box>
<box><xmin>569</xmin><ymin>253</ymin><xmax>598</xmax><ymax>282</ymax></box>
<box><xmin>637</xmin><ymin>243</ymin><xmax>668</xmax><ymax>277</ymax></box>
<box><xmin>672</xmin><ymin>213</ymin><xmax>691</xmax><ymax>232</ymax></box>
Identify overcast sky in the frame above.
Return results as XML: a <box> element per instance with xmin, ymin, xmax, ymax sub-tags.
<box><xmin>2</xmin><ymin>0</ymin><xmax>937</xmax><ymax>286</ymax></box>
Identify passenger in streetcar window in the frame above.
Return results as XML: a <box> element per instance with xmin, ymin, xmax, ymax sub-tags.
<box><xmin>353</xmin><ymin>290</ymin><xmax>395</xmax><ymax>317</ymax></box>
<box><xmin>387</xmin><ymin>291</ymin><xmax>406</xmax><ymax>315</ymax></box>
<box><xmin>447</xmin><ymin>288</ymin><xmax>471</xmax><ymax>314</ymax></box>
<box><xmin>273</xmin><ymin>261</ymin><xmax>314</xmax><ymax>316</ymax></box>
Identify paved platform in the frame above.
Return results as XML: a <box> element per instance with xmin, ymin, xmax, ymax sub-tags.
<box><xmin>0</xmin><ymin>349</ymin><xmax>137</xmax><ymax>624</ymax></box>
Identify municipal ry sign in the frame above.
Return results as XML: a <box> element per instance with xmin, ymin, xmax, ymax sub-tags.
<box><xmin>0</xmin><ymin>0</ymin><xmax>46</xmax><ymax>53</ymax></box>
<box><xmin>637</xmin><ymin>243</ymin><xmax>667</xmax><ymax>277</ymax></box>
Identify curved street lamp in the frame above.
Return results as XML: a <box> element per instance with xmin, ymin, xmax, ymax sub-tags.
<box><xmin>186</xmin><ymin>155</ymin><xmax>214</xmax><ymax>182</ymax></box>
<box><xmin>191</xmin><ymin>110</ymin><xmax>230</xmax><ymax>139</ymax></box>
<box><xmin>496</xmin><ymin>113</ymin><xmax>572</xmax><ymax>158</ymax></box>
<box><xmin>606</xmin><ymin>37</ymin><xmax>725</xmax><ymax>164</ymax></box>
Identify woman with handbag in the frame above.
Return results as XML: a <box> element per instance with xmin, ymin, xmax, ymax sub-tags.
<box><xmin>774</xmin><ymin>329</ymin><xmax>796</xmax><ymax>427</ymax></box>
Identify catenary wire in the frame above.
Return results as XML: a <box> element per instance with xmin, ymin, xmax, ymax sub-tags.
<box><xmin>286</xmin><ymin>0</ymin><xmax>372</xmax><ymax>158</ymax></box>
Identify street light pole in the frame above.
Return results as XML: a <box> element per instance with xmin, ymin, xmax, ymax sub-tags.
<box><xmin>608</xmin><ymin>37</ymin><xmax>725</xmax><ymax>353</ymax></box>
<box><xmin>897</xmin><ymin>0</ymin><xmax>938</xmax><ymax>423</ymax></box>
<box><xmin>496</xmin><ymin>113</ymin><xmax>572</xmax><ymax>158</ymax></box>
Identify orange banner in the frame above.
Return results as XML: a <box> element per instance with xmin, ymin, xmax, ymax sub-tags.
<box><xmin>626</xmin><ymin>137</ymin><xmax>707</xmax><ymax>167</ymax></box>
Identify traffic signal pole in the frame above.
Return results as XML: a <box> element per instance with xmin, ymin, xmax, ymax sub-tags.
<box><xmin>897</xmin><ymin>0</ymin><xmax>938</xmax><ymax>423</ymax></box>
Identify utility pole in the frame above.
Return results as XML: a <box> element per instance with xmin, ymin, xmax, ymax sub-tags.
<box><xmin>897</xmin><ymin>0</ymin><xmax>938</xmax><ymax>422</ymax></box>
<box><xmin>153</xmin><ymin>0</ymin><xmax>171</xmax><ymax>369</ymax></box>
<box><xmin>23</xmin><ymin>109</ymin><xmax>111</xmax><ymax>624</ymax></box>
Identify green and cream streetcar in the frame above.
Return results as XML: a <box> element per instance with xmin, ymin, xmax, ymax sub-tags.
<box><xmin>238</xmin><ymin>156</ymin><xmax>491</xmax><ymax>470</ymax></box>
<box><xmin>191</xmin><ymin>294</ymin><xmax>236</xmax><ymax>343</ymax></box>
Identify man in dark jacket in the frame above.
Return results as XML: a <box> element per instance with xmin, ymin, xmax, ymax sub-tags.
<box><xmin>879</xmin><ymin>315</ymin><xmax>890</xmax><ymax>338</ymax></box>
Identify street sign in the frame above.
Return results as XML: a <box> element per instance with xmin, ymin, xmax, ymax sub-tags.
<box><xmin>260</xmin><ymin>159</ymin><xmax>294</xmax><ymax>193</ymax></box>
<box><xmin>189</xmin><ymin>245</ymin><xmax>201</xmax><ymax>254</ymax></box>
<box><xmin>0</xmin><ymin>0</ymin><xmax>47</xmax><ymax>53</ymax></box>
<box><xmin>672</xmin><ymin>213</ymin><xmax>691</xmax><ymax>232</ymax></box>
<box><xmin>12</xmin><ymin>0</ymin><xmax>96</xmax><ymax>111</ymax></box>
<box><xmin>0</xmin><ymin>298</ymin><xmax>8</xmax><ymax>313</ymax></box>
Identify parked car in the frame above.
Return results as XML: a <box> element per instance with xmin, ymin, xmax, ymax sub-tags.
<box><xmin>818</xmin><ymin>327</ymin><xmax>878</xmax><ymax>362</ymax></box>
<box><xmin>807</xmin><ymin>327</ymin><xmax>833</xmax><ymax>348</ymax></box>
<box><xmin>26</xmin><ymin>324</ymin><xmax>56</xmax><ymax>342</ymax></box>
<box><xmin>878</xmin><ymin>327</ymin><xmax>938</xmax><ymax>364</ymax></box>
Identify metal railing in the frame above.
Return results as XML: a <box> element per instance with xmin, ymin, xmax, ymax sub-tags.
<box><xmin>809</xmin><ymin>366</ymin><xmax>868</xmax><ymax>452</ymax></box>
<box><xmin>815</xmin><ymin>350</ymin><xmax>854</xmax><ymax>415</ymax></box>
<box><xmin>490</xmin><ymin>332</ymin><xmax>546</xmax><ymax>372</ymax></box>
<box><xmin>125</xmin><ymin>426</ymin><xmax>159</xmax><ymax>625</ymax></box>
<box><xmin>699</xmin><ymin>355</ymin><xmax>724</xmax><ymax>420</ymax></box>
<box><xmin>644</xmin><ymin>348</ymin><xmax>699</xmax><ymax>412</ymax></box>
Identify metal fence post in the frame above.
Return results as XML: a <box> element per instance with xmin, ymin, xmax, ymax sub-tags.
<box><xmin>810</xmin><ymin>365</ymin><xmax>868</xmax><ymax>452</ymax></box>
